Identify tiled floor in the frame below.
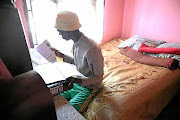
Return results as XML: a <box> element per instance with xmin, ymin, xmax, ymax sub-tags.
<box><xmin>53</xmin><ymin>94</ymin><xmax>86</xmax><ymax>120</ymax></box>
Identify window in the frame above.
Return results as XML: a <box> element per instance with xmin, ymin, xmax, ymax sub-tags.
<box><xmin>25</xmin><ymin>0</ymin><xmax>104</xmax><ymax>54</ymax></box>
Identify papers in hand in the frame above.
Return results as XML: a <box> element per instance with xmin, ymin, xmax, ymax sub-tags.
<box><xmin>29</xmin><ymin>40</ymin><xmax>56</xmax><ymax>66</ymax></box>
<box><xmin>33</xmin><ymin>62</ymin><xmax>86</xmax><ymax>85</ymax></box>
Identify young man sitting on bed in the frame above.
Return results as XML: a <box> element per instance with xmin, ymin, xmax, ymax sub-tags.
<box><xmin>51</xmin><ymin>11</ymin><xmax>104</xmax><ymax>113</ymax></box>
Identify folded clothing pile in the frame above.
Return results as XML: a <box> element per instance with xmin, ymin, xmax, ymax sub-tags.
<box><xmin>120</xmin><ymin>47</ymin><xmax>179</xmax><ymax>70</ymax></box>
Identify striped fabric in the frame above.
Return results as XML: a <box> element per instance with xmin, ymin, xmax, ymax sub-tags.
<box><xmin>79</xmin><ymin>89</ymin><xmax>98</xmax><ymax>112</ymax></box>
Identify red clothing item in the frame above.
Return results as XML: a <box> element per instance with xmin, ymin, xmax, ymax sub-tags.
<box><xmin>138</xmin><ymin>43</ymin><xmax>180</xmax><ymax>55</ymax></box>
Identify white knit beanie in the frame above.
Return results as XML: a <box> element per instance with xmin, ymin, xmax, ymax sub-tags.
<box><xmin>55</xmin><ymin>11</ymin><xmax>82</xmax><ymax>31</ymax></box>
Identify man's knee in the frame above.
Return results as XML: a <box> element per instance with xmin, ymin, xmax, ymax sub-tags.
<box><xmin>60</xmin><ymin>91</ymin><xmax>71</xmax><ymax>99</ymax></box>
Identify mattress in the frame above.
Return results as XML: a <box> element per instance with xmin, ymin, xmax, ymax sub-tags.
<box><xmin>83</xmin><ymin>38</ymin><xmax>180</xmax><ymax>120</ymax></box>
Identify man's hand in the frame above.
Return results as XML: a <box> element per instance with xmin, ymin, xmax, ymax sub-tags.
<box><xmin>50</xmin><ymin>47</ymin><xmax>64</xmax><ymax>58</ymax></box>
<box><xmin>63</xmin><ymin>76</ymin><xmax>83</xmax><ymax>91</ymax></box>
<box><xmin>71</xmin><ymin>75</ymin><xmax>83</xmax><ymax>85</ymax></box>
<box><xmin>63</xmin><ymin>76</ymin><xmax>74</xmax><ymax>91</ymax></box>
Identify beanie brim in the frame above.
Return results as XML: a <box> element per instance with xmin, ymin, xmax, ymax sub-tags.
<box><xmin>55</xmin><ymin>21</ymin><xmax>81</xmax><ymax>31</ymax></box>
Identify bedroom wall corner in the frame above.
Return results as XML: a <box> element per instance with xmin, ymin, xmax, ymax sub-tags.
<box><xmin>101</xmin><ymin>0</ymin><xmax>125</xmax><ymax>43</ymax></box>
<box><xmin>121</xmin><ymin>0</ymin><xmax>180</xmax><ymax>43</ymax></box>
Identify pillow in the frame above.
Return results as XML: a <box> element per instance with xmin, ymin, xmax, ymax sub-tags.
<box><xmin>118</xmin><ymin>35</ymin><xmax>165</xmax><ymax>51</ymax></box>
<box><xmin>0</xmin><ymin>59</ymin><xmax>12</xmax><ymax>79</ymax></box>
<box><xmin>118</xmin><ymin>35</ymin><xmax>142</xmax><ymax>49</ymax></box>
<box><xmin>157</xmin><ymin>43</ymin><xmax>180</xmax><ymax>48</ymax></box>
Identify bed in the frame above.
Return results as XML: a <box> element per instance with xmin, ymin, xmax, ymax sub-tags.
<box><xmin>82</xmin><ymin>36</ymin><xmax>180</xmax><ymax>120</ymax></box>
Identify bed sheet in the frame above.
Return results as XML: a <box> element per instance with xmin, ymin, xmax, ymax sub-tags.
<box><xmin>83</xmin><ymin>39</ymin><xmax>180</xmax><ymax>120</ymax></box>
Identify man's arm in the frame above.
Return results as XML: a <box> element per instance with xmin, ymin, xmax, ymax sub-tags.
<box><xmin>51</xmin><ymin>47</ymin><xmax>74</xmax><ymax>64</ymax></box>
<box><xmin>63</xmin><ymin>55</ymin><xmax>74</xmax><ymax>64</ymax></box>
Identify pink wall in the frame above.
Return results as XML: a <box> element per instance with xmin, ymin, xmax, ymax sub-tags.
<box><xmin>14</xmin><ymin>0</ymin><xmax>30</xmax><ymax>48</ymax></box>
<box><xmin>103</xmin><ymin>0</ymin><xmax>180</xmax><ymax>43</ymax></box>
<box><xmin>121</xmin><ymin>0</ymin><xmax>180</xmax><ymax>43</ymax></box>
<box><xmin>102</xmin><ymin>0</ymin><xmax>125</xmax><ymax>43</ymax></box>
